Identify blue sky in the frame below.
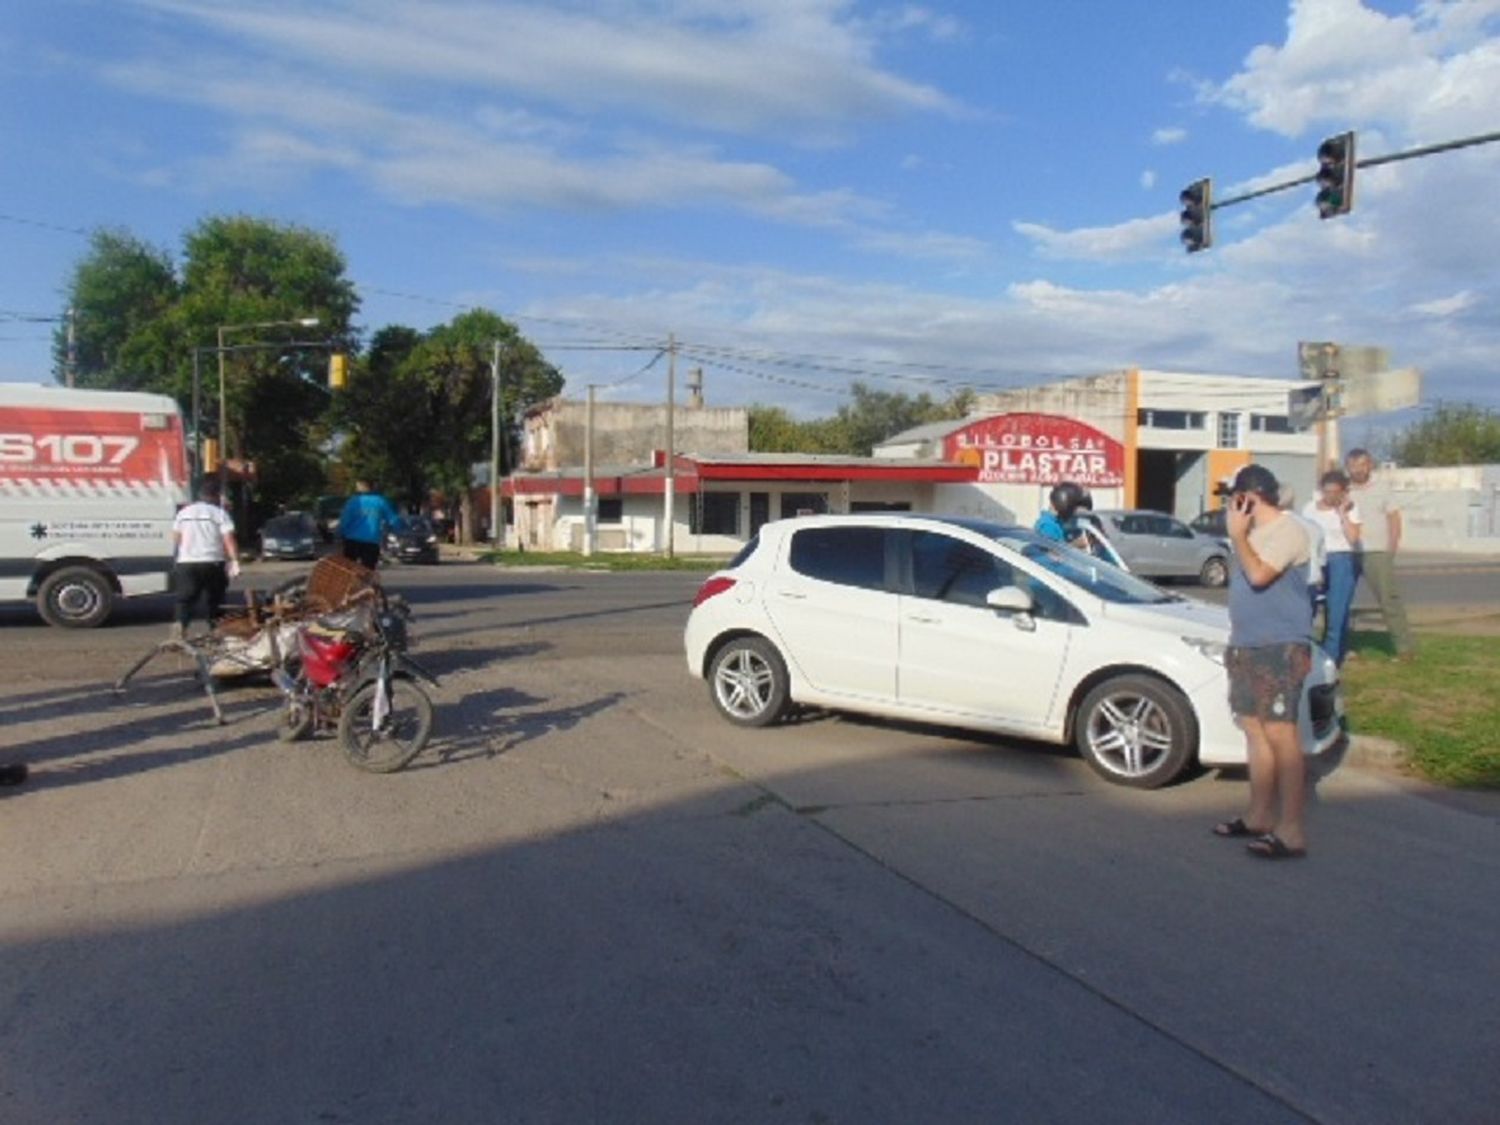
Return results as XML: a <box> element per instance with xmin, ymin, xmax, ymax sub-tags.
<box><xmin>3</xmin><ymin>0</ymin><xmax>1498</xmax><ymax>439</ymax></box>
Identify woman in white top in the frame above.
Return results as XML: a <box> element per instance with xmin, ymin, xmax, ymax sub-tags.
<box><xmin>1302</xmin><ymin>469</ymin><xmax>1362</xmax><ymax>664</ymax></box>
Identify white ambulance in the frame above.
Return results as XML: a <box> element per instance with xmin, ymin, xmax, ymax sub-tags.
<box><xmin>1</xmin><ymin>384</ymin><xmax>189</xmax><ymax>627</ymax></box>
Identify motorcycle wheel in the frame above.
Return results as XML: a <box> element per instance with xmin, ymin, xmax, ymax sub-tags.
<box><xmin>278</xmin><ymin>697</ymin><xmax>315</xmax><ymax>743</ymax></box>
<box><xmin>337</xmin><ymin>676</ymin><xmax>433</xmax><ymax>773</ymax></box>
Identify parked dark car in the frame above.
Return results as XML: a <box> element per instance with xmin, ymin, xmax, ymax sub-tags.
<box><xmin>1089</xmin><ymin>508</ymin><xmax>1230</xmax><ymax>587</ymax></box>
<box><xmin>1189</xmin><ymin>507</ymin><xmax>1227</xmax><ymax>539</ymax></box>
<box><xmin>384</xmin><ymin>515</ymin><xmax>441</xmax><ymax>565</ymax></box>
<box><xmin>314</xmin><ymin>495</ymin><xmax>346</xmax><ymax>543</ymax></box>
<box><xmin>259</xmin><ymin>512</ymin><xmax>320</xmax><ymax>561</ymax></box>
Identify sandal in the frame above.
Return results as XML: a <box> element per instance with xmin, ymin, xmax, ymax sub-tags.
<box><xmin>1213</xmin><ymin>817</ymin><xmax>1263</xmax><ymax>838</ymax></box>
<box><xmin>1246</xmin><ymin>833</ymin><xmax>1307</xmax><ymax>860</ymax></box>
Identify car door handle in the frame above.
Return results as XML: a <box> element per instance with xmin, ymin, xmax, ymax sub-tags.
<box><xmin>777</xmin><ymin>590</ymin><xmax>807</xmax><ymax>601</ymax></box>
<box><xmin>906</xmin><ymin>614</ymin><xmax>942</xmax><ymax>624</ymax></box>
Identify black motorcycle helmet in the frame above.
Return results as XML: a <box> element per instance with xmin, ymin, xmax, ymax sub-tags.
<box><xmin>1049</xmin><ymin>481</ymin><xmax>1086</xmax><ymax>519</ymax></box>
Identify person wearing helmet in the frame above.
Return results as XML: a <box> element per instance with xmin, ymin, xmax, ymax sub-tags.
<box><xmin>1035</xmin><ymin>481</ymin><xmax>1087</xmax><ymax>545</ymax></box>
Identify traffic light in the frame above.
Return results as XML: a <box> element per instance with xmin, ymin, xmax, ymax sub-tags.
<box><xmin>1179</xmin><ymin>178</ymin><xmax>1212</xmax><ymax>253</ymax></box>
<box><xmin>1316</xmin><ymin>131</ymin><xmax>1355</xmax><ymax>218</ymax></box>
<box><xmin>328</xmin><ymin>352</ymin><xmax>348</xmax><ymax>390</ymax></box>
<box><xmin>201</xmin><ymin>438</ymin><xmax>220</xmax><ymax>474</ymax></box>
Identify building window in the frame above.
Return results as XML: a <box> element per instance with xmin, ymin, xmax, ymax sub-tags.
<box><xmin>1137</xmin><ymin>409</ymin><xmax>1206</xmax><ymax>430</ymax></box>
<box><xmin>779</xmin><ymin>492</ymin><xmax>829</xmax><ymax>518</ymax></box>
<box><xmin>1250</xmin><ymin>413</ymin><xmax>1294</xmax><ymax>434</ymax></box>
<box><xmin>597</xmin><ymin>498</ymin><xmax>623</xmax><ymax>524</ymax></box>
<box><xmin>1217</xmin><ymin>413</ymin><xmax>1241</xmax><ymax>448</ymax></box>
<box><xmin>690</xmin><ymin>491</ymin><xmax>740</xmax><ymax>536</ymax></box>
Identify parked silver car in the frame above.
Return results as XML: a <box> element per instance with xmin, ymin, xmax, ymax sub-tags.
<box><xmin>1086</xmin><ymin>509</ymin><xmax>1230</xmax><ymax>587</ymax></box>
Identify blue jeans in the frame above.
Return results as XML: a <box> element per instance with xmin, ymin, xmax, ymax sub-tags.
<box><xmin>1320</xmin><ymin>551</ymin><xmax>1361</xmax><ymax>665</ymax></box>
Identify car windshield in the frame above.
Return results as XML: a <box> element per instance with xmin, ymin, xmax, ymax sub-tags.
<box><xmin>264</xmin><ymin>515</ymin><xmax>311</xmax><ymax>537</ymax></box>
<box><xmin>984</xmin><ymin>526</ymin><xmax>1184</xmax><ymax>605</ymax></box>
<box><xmin>398</xmin><ymin>516</ymin><xmax>432</xmax><ymax>534</ymax></box>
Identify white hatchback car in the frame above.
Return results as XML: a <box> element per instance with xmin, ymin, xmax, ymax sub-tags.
<box><xmin>684</xmin><ymin>514</ymin><xmax>1342</xmax><ymax>788</ymax></box>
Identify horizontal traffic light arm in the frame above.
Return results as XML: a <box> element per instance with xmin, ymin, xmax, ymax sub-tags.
<box><xmin>1208</xmin><ymin>128</ymin><xmax>1500</xmax><ymax>211</ymax></box>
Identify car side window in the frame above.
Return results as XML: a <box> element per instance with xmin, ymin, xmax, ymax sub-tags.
<box><xmin>911</xmin><ymin>532</ymin><xmax>1015</xmax><ymax>607</ymax></box>
<box><xmin>788</xmin><ymin>527</ymin><xmax>888</xmax><ymax>591</ymax></box>
<box><xmin>1165</xmin><ymin>518</ymin><xmax>1194</xmax><ymax>539</ymax></box>
<box><xmin>1119</xmin><ymin>515</ymin><xmax>1148</xmax><ymax>535</ymax></box>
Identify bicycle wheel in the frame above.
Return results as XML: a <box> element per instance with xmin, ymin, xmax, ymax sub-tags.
<box><xmin>337</xmin><ymin>676</ymin><xmax>433</xmax><ymax>773</ymax></box>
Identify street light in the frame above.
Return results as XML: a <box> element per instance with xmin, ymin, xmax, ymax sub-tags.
<box><xmin>215</xmin><ymin>317</ymin><xmax>320</xmax><ymax>491</ymax></box>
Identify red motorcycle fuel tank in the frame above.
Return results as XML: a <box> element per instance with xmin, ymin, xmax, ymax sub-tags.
<box><xmin>301</xmin><ymin>629</ymin><xmax>358</xmax><ymax>687</ymax></box>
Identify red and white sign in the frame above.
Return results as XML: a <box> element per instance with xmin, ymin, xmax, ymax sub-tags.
<box><xmin>0</xmin><ymin>407</ymin><xmax>186</xmax><ymax>486</ymax></box>
<box><xmin>944</xmin><ymin>413</ymin><xmax>1125</xmax><ymax>486</ymax></box>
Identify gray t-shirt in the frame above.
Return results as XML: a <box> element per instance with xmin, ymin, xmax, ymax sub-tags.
<box><xmin>1350</xmin><ymin>478</ymin><xmax>1397</xmax><ymax>552</ymax></box>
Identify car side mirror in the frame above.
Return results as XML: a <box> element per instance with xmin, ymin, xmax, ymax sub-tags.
<box><xmin>985</xmin><ymin>586</ymin><xmax>1033</xmax><ymax>613</ymax></box>
<box><xmin>986</xmin><ymin>585</ymin><xmax>1037</xmax><ymax>631</ymax></box>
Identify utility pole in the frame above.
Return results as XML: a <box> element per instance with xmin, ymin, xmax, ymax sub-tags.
<box><xmin>490</xmin><ymin>339</ymin><xmax>502</xmax><ymax>550</ymax></box>
<box><xmin>65</xmin><ymin>307</ymin><xmax>77</xmax><ymax>388</ymax></box>
<box><xmin>583</xmin><ymin>383</ymin><xmax>596</xmax><ymax>557</ymax></box>
<box><xmin>664</xmin><ymin>333</ymin><xmax>676</xmax><ymax>558</ymax></box>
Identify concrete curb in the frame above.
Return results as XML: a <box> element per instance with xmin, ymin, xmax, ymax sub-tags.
<box><xmin>1343</xmin><ymin>733</ymin><xmax>1414</xmax><ymax>770</ymax></box>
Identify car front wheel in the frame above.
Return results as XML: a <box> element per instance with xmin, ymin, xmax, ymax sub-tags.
<box><xmin>708</xmin><ymin>635</ymin><xmax>790</xmax><ymax>728</ymax></box>
<box><xmin>1199</xmin><ymin>555</ymin><xmax>1229</xmax><ymax>587</ymax></box>
<box><xmin>1074</xmin><ymin>674</ymin><xmax>1196</xmax><ymax>788</ymax></box>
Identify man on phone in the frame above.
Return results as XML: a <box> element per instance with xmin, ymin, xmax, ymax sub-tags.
<box><xmin>1215</xmin><ymin>464</ymin><xmax>1315</xmax><ymax>860</ymax></box>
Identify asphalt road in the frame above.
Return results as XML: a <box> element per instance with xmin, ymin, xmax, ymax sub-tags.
<box><xmin>2</xmin><ymin>559</ymin><xmax>1497</xmax><ymax>1124</ymax></box>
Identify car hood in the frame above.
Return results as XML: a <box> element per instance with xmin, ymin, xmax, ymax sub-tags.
<box><xmin>1098</xmin><ymin>596</ymin><xmax>1229</xmax><ymax>642</ymax></box>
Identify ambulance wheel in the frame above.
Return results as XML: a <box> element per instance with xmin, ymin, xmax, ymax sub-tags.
<box><xmin>38</xmin><ymin>566</ymin><xmax>114</xmax><ymax>628</ymax></box>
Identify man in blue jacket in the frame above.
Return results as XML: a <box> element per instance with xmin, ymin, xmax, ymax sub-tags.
<box><xmin>339</xmin><ymin>479</ymin><xmax>400</xmax><ymax>569</ymax></box>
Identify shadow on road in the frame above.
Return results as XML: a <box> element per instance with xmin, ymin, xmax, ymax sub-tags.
<box><xmin>418</xmin><ymin>687</ymin><xmax>628</xmax><ymax>769</ymax></box>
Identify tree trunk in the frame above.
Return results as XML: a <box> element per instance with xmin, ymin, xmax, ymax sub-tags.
<box><xmin>458</xmin><ymin>489</ymin><xmax>475</xmax><ymax>545</ymax></box>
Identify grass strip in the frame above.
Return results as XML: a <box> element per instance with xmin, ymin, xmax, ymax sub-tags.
<box><xmin>1342</xmin><ymin>629</ymin><xmax>1500</xmax><ymax>789</ymax></box>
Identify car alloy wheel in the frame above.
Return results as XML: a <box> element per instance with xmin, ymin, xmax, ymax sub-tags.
<box><xmin>1075</xmin><ymin>674</ymin><xmax>1195</xmax><ymax>788</ymax></box>
<box><xmin>1199</xmin><ymin>556</ymin><xmax>1229</xmax><ymax>587</ymax></box>
<box><xmin>708</xmin><ymin>636</ymin><xmax>790</xmax><ymax>728</ymax></box>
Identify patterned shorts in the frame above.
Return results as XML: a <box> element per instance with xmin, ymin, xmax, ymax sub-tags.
<box><xmin>1225</xmin><ymin>643</ymin><xmax>1312</xmax><ymax>722</ymax></box>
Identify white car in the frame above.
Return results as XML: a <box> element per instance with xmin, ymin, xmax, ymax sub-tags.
<box><xmin>684</xmin><ymin>514</ymin><xmax>1342</xmax><ymax>789</ymax></box>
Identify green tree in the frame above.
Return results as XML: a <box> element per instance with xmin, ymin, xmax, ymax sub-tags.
<box><xmin>333</xmin><ymin>325</ymin><xmax>430</xmax><ymax>508</ymax></box>
<box><xmin>1392</xmin><ymin>403</ymin><xmax>1500</xmax><ymax>466</ymax></box>
<box><xmin>397</xmin><ymin>309</ymin><xmax>563</xmax><ymax>540</ymax></box>
<box><xmin>55</xmin><ymin>230</ymin><xmax>180</xmax><ymax>391</ymax></box>
<box><xmin>833</xmin><ymin>382</ymin><xmax>970</xmax><ymax>456</ymax></box>
<box><xmin>60</xmin><ymin>215</ymin><xmax>361</xmax><ymax>517</ymax></box>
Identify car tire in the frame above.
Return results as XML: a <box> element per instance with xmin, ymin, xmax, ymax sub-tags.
<box><xmin>1074</xmin><ymin>674</ymin><xmax>1196</xmax><ymax>788</ymax></box>
<box><xmin>37</xmin><ymin>565</ymin><xmax>114</xmax><ymax>628</ymax></box>
<box><xmin>1199</xmin><ymin>556</ymin><xmax>1229</xmax><ymax>587</ymax></box>
<box><xmin>707</xmin><ymin>635</ymin><xmax>790</xmax><ymax>728</ymax></box>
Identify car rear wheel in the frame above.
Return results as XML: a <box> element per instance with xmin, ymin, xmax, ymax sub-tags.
<box><xmin>708</xmin><ymin>635</ymin><xmax>789</xmax><ymax>728</ymax></box>
<box><xmin>1074</xmin><ymin>674</ymin><xmax>1196</xmax><ymax>788</ymax></box>
<box><xmin>1199</xmin><ymin>556</ymin><xmax>1229</xmax><ymax>587</ymax></box>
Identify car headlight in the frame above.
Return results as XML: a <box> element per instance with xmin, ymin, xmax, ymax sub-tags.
<box><xmin>1181</xmin><ymin>636</ymin><xmax>1227</xmax><ymax>665</ymax></box>
<box><xmin>263</xmin><ymin>537</ymin><xmax>279</xmax><ymax>548</ymax></box>
<box><xmin>425</xmin><ymin>535</ymin><xmax>437</xmax><ymax>544</ymax></box>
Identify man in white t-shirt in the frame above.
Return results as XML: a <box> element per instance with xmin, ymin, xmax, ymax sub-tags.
<box><xmin>1346</xmin><ymin>448</ymin><xmax>1416</xmax><ymax>658</ymax></box>
<box><xmin>171</xmin><ymin>479</ymin><xmax>240</xmax><ymax>636</ymax></box>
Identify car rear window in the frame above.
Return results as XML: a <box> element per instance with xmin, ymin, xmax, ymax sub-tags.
<box><xmin>726</xmin><ymin>533</ymin><xmax>760</xmax><ymax>570</ymax></box>
<box><xmin>788</xmin><ymin>527</ymin><xmax>887</xmax><ymax>591</ymax></box>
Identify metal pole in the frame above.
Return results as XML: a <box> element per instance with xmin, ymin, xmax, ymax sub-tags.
<box><xmin>583</xmin><ymin>384</ymin><xmax>596</xmax><ymax>557</ymax></box>
<box><xmin>490</xmin><ymin>339</ymin><xmax>502</xmax><ymax>550</ymax></box>
<box><xmin>664</xmin><ymin>333</ymin><xmax>676</xmax><ymax>558</ymax></box>
<box><xmin>191</xmin><ymin>348</ymin><xmax>202</xmax><ymax>493</ymax></box>
<box><xmin>216</xmin><ymin>325</ymin><xmax>228</xmax><ymax>496</ymax></box>
<box><xmin>65</xmin><ymin>307</ymin><xmax>77</xmax><ymax>388</ymax></box>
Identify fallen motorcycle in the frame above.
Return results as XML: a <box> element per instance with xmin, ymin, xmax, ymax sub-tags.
<box><xmin>273</xmin><ymin>589</ymin><xmax>440</xmax><ymax>773</ymax></box>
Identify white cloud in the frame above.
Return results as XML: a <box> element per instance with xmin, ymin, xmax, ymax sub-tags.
<box><xmin>1210</xmin><ymin>0</ymin><xmax>1500</xmax><ymax>139</ymax></box>
<box><xmin>1151</xmin><ymin>127</ymin><xmax>1188</xmax><ymax>145</ymax></box>
<box><xmin>1013</xmin><ymin>213</ymin><xmax>1178</xmax><ymax>262</ymax></box>
<box><xmin>140</xmin><ymin>0</ymin><xmax>965</xmax><ymax>138</ymax></box>
<box><xmin>1411</xmin><ymin>290</ymin><xmax>1477</xmax><ymax>317</ymax></box>
<box><xmin>1140</xmin><ymin>169</ymin><xmax>1158</xmax><ymax>190</ymax></box>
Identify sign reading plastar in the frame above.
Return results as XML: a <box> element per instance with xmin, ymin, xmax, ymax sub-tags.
<box><xmin>944</xmin><ymin>413</ymin><xmax>1125</xmax><ymax>486</ymax></box>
